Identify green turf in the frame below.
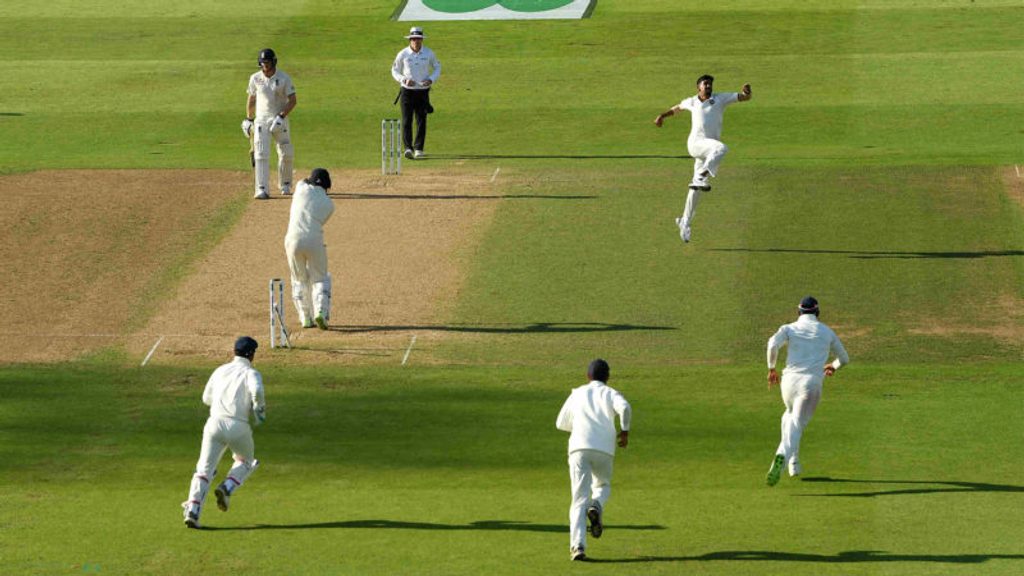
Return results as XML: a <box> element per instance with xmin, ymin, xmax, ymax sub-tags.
<box><xmin>2</xmin><ymin>362</ymin><xmax>1023</xmax><ymax>575</ymax></box>
<box><xmin>3</xmin><ymin>0</ymin><xmax>1024</xmax><ymax>573</ymax></box>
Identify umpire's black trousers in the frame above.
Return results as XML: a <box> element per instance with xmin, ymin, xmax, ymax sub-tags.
<box><xmin>400</xmin><ymin>88</ymin><xmax>430</xmax><ymax>153</ymax></box>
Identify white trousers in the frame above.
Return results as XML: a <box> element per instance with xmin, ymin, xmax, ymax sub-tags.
<box><xmin>285</xmin><ymin>234</ymin><xmax>330</xmax><ymax>323</ymax></box>
<box><xmin>185</xmin><ymin>417</ymin><xmax>258</xmax><ymax>517</ymax></box>
<box><xmin>253</xmin><ymin>116</ymin><xmax>294</xmax><ymax>196</ymax></box>
<box><xmin>687</xmin><ymin>136</ymin><xmax>729</xmax><ymax>180</ymax></box>
<box><xmin>776</xmin><ymin>372</ymin><xmax>822</xmax><ymax>470</ymax></box>
<box><xmin>568</xmin><ymin>449</ymin><xmax>614</xmax><ymax>550</ymax></box>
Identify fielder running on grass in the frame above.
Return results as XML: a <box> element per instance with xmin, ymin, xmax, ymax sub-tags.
<box><xmin>653</xmin><ymin>74</ymin><xmax>752</xmax><ymax>243</ymax></box>
<box><xmin>242</xmin><ymin>48</ymin><xmax>297</xmax><ymax>200</ymax></box>
<box><xmin>285</xmin><ymin>168</ymin><xmax>336</xmax><ymax>330</ymax></box>
<box><xmin>556</xmin><ymin>359</ymin><xmax>631</xmax><ymax>562</ymax></box>
<box><xmin>182</xmin><ymin>337</ymin><xmax>265</xmax><ymax>529</ymax></box>
<box><xmin>765</xmin><ymin>297</ymin><xmax>849</xmax><ymax>486</ymax></box>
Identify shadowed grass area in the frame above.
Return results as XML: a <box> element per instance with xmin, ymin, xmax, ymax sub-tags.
<box><xmin>2</xmin><ymin>362</ymin><xmax>1023</xmax><ymax>575</ymax></box>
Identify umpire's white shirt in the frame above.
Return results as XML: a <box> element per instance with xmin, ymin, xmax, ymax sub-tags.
<box><xmin>556</xmin><ymin>381</ymin><xmax>631</xmax><ymax>457</ymax></box>
<box><xmin>247</xmin><ymin>70</ymin><xmax>296</xmax><ymax>120</ymax></box>
<box><xmin>203</xmin><ymin>356</ymin><xmax>265</xmax><ymax>423</ymax></box>
<box><xmin>285</xmin><ymin>181</ymin><xmax>335</xmax><ymax>244</ymax></box>
<box><xmin>392</xmin><ymin>46</ymin><xmax>441</xmax><ymax>89</ymax></box>
<box><xmin>679</xmin><ymin>92</ymin><xmax>739</xmax><ymax>141</ymax></box>
<box><xmin>767</xmin><ymin>315</ymin><xmax>849</xmax><ymax>376</ymax></box>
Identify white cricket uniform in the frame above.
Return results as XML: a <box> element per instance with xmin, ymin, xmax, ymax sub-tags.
<box><xmin>767</xmin><ymin>314</ymin><xmax>849</xmax><ymax>471</ymax></box>
<box><xmin>184</xmin><ymin>356</ymin><xmax>265</xmax><ymax>519</ymax></box>
<box><xmin>676</xmin><ymin>92</ymin><xmax>740</xmax><ymax>230</ymax></box>
<box><xmin>391</xmin><ymin>46</ymin><xmax>441</xmax><ymax>89</ymax></box>
<box><xmin>556</xmin><ymin>381</ymin><xmax>631</xmax><ymax>551</ymax></box>
<box><xmin>247</xmin><ymin>69</ymin><xmax>296</xmax><ymax>196</ymax></box>
<box><xmin>284</xmin><ymin>181</ymin><xmax>336</xmax><ymax>324</ymax></box>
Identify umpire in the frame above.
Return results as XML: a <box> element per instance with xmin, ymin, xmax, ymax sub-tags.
<box><xmin>391</xmin><ymin>26</ymin><xmax>441</xmax><ymax>159</ymax></box>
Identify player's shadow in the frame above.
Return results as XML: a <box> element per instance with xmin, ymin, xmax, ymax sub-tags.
<box><xmin>795</xmin><ymin>476</ymin><xmax>1024</xmax><ymax>498</ymax></box>
<box><xmin>0</xmin><ymin>112</ymin><xmax>24</xmax><ymax>117</ymax></box>
<box><xmin>328</xmin><ymin>192</ymin><xmax>596</xmax><ymax>201</ymax></box>
<box><xmin>326</xmin><ymin>322</ymin><xmax>676</xmax><ymax>334</ymax></box>
<box><xmin>585</xmin><ymin>550</ymin><xmax>1024</xmax><ymax>564</ymax></box>
<box><xmin>204</xmin><ymin>519</ymin><xmax>666</xmax><ymax>533</ymax></box>
<box><xmin>709</xmin><ymin>247</ymin><xmax>1024</xmax><ymax>260</ymax></box>
<box><xmin>420</xmin><ymin>153</ymin><xmax>689</xmax><ymax>160</ymax></box>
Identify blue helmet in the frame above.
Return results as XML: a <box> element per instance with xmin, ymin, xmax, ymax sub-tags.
<box><xmin>258</xmin><ymin>48</ymin><xmax>277</xmax><ymax>67</ymax></box>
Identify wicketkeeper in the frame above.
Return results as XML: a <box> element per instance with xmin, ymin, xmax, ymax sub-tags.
<box><xmin>765</xmin><ymin>297</ymin><xmax>850</xmax><ymax>486</ymax></box>
<box><xmin>556</xmin><ymin>359</ymin><xmax>632</xmax><ymax>562</ymax></box>
<box><xmin>243</xmin><ymin>48</ymin><xmax>296</xmax><ymax>199</ymax></box>
<box><xmin>182</xmin><ymin>336</ymin><xmax>265</xmax><ymax>529</ymax></box>
<box><xmin>285</xmin><ymin>168</ymin><xmax>336</xmax><ymax>329</ymax></box>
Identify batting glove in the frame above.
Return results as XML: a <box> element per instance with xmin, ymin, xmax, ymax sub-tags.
<box><xmin>253</xmin><ymin>405</ymin><xmax>266</xmax><ymax>426</ymax></box>
<box><xmin>269</xmin><ymin>115</ymin><xmax>285</xmax><ymax>134</ymax></box>
<box><xmin>241</xmin><ymin>118</ymin><xmax>254</xmax><ymax>138</ymax></box>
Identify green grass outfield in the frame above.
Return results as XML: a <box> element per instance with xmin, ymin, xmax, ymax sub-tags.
<box><xmin>2</xmin><ymin>0</ymin><xmax>1024</xmax><ymax>574</ymax></box>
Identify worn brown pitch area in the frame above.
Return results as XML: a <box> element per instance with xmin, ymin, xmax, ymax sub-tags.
<box><xmin>0</xmin><ymin>167</ymin><xmax>503</xmax><ymax>365</ymax></box>
<box><xmin>127</xmin><ymin>167</ymin><xmax>502</xmax><ymax>365</ymax></box>
<box><xmin>0</xmin><ymin>169</ymin><xmax>246</xmax><ymax>363</ymax></box>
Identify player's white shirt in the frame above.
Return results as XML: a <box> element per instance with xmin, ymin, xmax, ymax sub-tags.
<box><xmin>391</xmin><ymin>46</ymin><xmax>441</xmax><ymax>89</ymax></box>
<box><xmin>679</xmin><ymin>92</ymin><xmax>739</xmax><ymax>141</ymax></box>
<box><xmin>247</xmin><ymin>69</ymin><xmax>296</xmax><ymax>120</ymax></box>
<box><xmin>203</xmin><ymin>356</ymin><xmax>265</xmax><ymax>423</ymax></box>
<box><xmin>767</xmin><ymin>314</ymin><xmax>850</xmax><ymax>375</ymax></box>
<box><xmin>556</xmin><ymin>380</ymin><xmax>631</xmax><ymax>457</ymax></box>
<box><xmin>285</xmin><ymin>181</ymin><xmax>335</xmax><ymax>242</ymax></box>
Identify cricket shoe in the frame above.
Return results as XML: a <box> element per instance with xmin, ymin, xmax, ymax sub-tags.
<box><xmin>788</xmin><ymin>459</ymin><xmax>802</xmax><ymax>478</ymax></box>
<box><xmin>281</xmin><ymin>186</ymin><xmax>292</xmax><ymax>196</ymax></box>
<box><xmin>214</xmin><ymin>485</ymin><xmax>231</xmax><ymax>512</ymax></box>
<box><xmin>587</xmin><ymin>503</ymin><xmax>603</xmax><ymax>539</ymax></box>
<box><xmin>254</xmin><ymin>191</ymin><xmax>269</xmax><ymax>200</ymax></box>
<box><xmin>404</xmin><ymin>149</ymin><xmax>414</xmax><ymax>159</ymax></box>
<box><xmin>182</xmin><ymin>502</ymin><xmax>201</xmax><ymax>529</ymax></box>
<box><xmin>766</xmin><ymin>453</ymin><xmax>785</xmax><ymax>487</ymax></box>
<box><xmin>413</xmin><ymin>150</ymin><xmax>425</xmax><ymax>159</ymax></box>
<box><xmin>674</xmin><ymin>218</ymin><xmax>691</xmax><ymax>243</ymax></box>
<box><xmin>314</xmin><ymin>314</ymin><xmax>328</xmax><ymax>330</ymax></box>
<box><xmin>570</xmin><ymin>546</ymin><xmax>587</xmax><ymax>561</ymax></box>
<box><xmin>302</xmin><ymin>318</ymin><xmax>315</xmax><ymax>329</ymax></box>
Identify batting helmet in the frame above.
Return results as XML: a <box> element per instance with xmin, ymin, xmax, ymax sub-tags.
<box><xmin>798</xmin><ymin>296</ymin><xmax>820</xmax><ymax>316</ymax></box>
<box><xmin>309</xmin><ymin>168</ymin><xmax>331</xmax><ymax>190</ymax></box>
<box><xmin>258</xmin><ymin>48</ymin><xmax>277</xmax><ymax>66</ymax></box>
<box><xmin>234</xmin><ymin>336</ymin><xmax>259</xmax><ymax>358</ymax></box>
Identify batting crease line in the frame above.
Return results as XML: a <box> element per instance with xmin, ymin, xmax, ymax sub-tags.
<box><xmin>490</xmin><ymin>167</ymin><xmax>501</xmax><ymax>183</ymax></box>
<box><xmin>401</xmin><ymin>335</ymin><xmax>417</xmax><ymax>366</ymax></box>
<box><xmin>141</xmin><ymin>336</ymin><xmax>164</xmax><ymax>367</ymax></box>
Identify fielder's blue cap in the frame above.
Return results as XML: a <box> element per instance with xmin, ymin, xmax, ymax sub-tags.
<box><xmin>798</xmin><ymin>296</ymin><xmax>819</xmax><ymax>314</ymax></box>
<box><xmin>234</xmin><ymin>336</ymin><xmax>259</xmax><ymax>357</ymax></box>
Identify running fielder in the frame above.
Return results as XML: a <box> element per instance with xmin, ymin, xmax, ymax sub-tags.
<box><xmin>242</xmin><ymin>48</ymin><xmax>296</xmax><ymax>199</ymax></box>
<box><xmin>654</xmin><ymin>74</ymin><xmax>752</xmax><ymax>243</ymax></box>
<box><xmin>556</xmin><ymin>359</ymin><xmax>631</xmax><ymax>562</ymax></box>
<box><xmin>182</xmin><ymin>337</ymin><xmax>265</xmax><ymax>529</ymax></box>
<box><xmin>764</xmin><ymin>297</ymin><xmax>849</xmax><ymax>486</ymax></box>
<box><xmin>285</xmin><ymin>168</ymin><xmax>335</xmax><ymax>329</ymax></box>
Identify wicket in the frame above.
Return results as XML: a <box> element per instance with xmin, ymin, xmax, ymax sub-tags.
<box><xmin>381</xmin><ymin>118</ymin><xmax>402</xmax><ymax>175</ymax></box>
<box><xmin>269</xmin><ymin>278</ymin><xmax>290</xmax><ymax>349</ymax></box>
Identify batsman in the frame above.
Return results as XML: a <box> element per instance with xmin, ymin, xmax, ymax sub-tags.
<box><xmin>242</xmin><ymin>48</ymin><xmax>297</xmax><ymax>199</ymax></box>
<box><xmin>285</xmin><ymin>168</ymin><xmax>336</xmax><ymax>329</ymax></box>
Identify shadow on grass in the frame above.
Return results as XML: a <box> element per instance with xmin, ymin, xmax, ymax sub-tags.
<box><xmin>328</xmin><ymin>192</ymin><xmax>597</xmax><ymax>201</ymax></box>
<box><xmin>326</xmin><ymin>322</ymin><xmax>676</xmax><ymax>334</ymax></box>
<box><xmin>708</xmin><ymin>247</ymin><xmax>1024</xmax><ymax>260</ymax></box>
<box><xmin>420</xmin><ymin>153</ymin><xmax>689</xmax><ymax>160</ymax></box>
<box><xmin>204</xmin><ymin>519</ymin><xmax>666</xmax><ymax>533</ymax></box>
<box><xmin>585</xmin><ymin>550</ymin><xmax>1024</xmax><ymax>564</ymax></box>
<box><xmin>796</xmin><ymin>476</ymin><xmax>1024</xmax><ymax>498</ymax></box>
